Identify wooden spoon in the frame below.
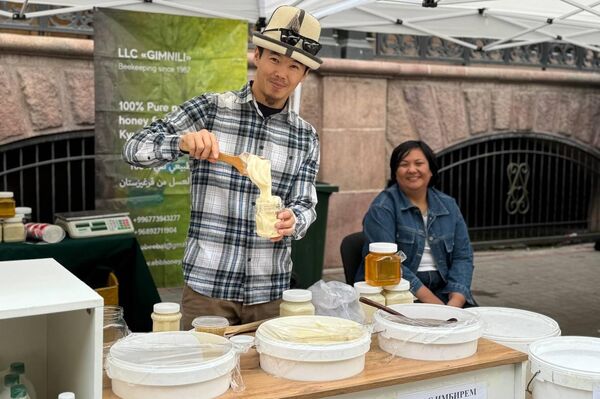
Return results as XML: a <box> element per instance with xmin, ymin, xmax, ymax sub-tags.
<box><xmin>218</xmin><ymin>152</ymin><xmax>249</xmax><ymax>176</ymax></box>
<box><xmin>359</xmin><ymin>297</ymin><xmax>458</xmax><ymax>327</ymax></box>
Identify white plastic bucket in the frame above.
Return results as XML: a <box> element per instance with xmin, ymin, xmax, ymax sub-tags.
<box><xmin>255</xmin><ymin>316</ymin><xmax>371</xmax><ymax>381</ymax></box>
<box><xmin>374</xmin><ymin>303</ymin><xmax>483</xmax><ymax>361</ymax></box>
<box><xmin>107</xmin><ymin>332</ymin><xmax>236</xmax><ymax>399</ymax></box>
<box><xmin>529</xmin><ymin>336</ymin><xmax>600</xmax><ymax>399</ymax></box>
<box><xmin>467</xmin><ymin>307</ymin><xmax>561</xmax><ymax>353</ymax></box>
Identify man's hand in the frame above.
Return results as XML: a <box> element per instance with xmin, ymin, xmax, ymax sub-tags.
<box><xmin>179</xmin><ymin>129</ymin><xmax>219</xmax><ymax>161</ymax></box>
<box><xmin>270</xmin><ymin>209</ymin><xmax>296</xmax><ymax>242</ymax></box>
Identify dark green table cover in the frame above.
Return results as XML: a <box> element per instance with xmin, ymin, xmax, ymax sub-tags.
<box><xmin>0</xmin><ymin>234</ymin><xmax>161</xmax><ymax>332</ymax></box>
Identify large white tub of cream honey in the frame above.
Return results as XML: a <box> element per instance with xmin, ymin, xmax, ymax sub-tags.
<box><xmin>255</xmin><ymin>315</ymin><xmax>371</xmax><ymax>381</ymax></box>
<box><xmin>106</xmin><ymin>331</ymin><xmax>236</xmax><ymax>399</ymax></box>
<box><xmin>374</xmin><ymin>303</ymin><xmax>483</xmax><ymax>361</ymax></box>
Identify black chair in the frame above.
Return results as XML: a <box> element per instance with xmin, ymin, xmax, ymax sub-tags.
<box><xmin>340</xmin><ymin>231</ymin><xmax>366</xmax><ymax>285</ymax></box>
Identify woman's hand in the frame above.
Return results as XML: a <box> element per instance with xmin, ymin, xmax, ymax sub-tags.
<box><xmin>447</xmin><ymin>292</ymin><xmax>466</xmax><ymax>308</ymax></box>
<box><xmin>414</xmin><ymin>285</ymin><xmax>444</xmax><ymax>305</ymax></box>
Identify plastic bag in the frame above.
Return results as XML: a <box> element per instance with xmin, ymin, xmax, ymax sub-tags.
<box><xmin>308</xmin><ymin>280</ymin><xmax>365</xmax><ymax>323</ymax></box>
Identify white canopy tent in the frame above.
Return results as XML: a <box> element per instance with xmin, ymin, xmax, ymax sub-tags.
<box><xmin>2</xmin><ymin>0</ymin><xmax>600</xmax><ymax>52</ymax></box>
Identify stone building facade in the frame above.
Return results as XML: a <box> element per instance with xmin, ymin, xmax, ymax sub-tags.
<box><xmin>1</xmin><ymin>32</ymin><xmax>599</xmax><ymax>271</ymax></box>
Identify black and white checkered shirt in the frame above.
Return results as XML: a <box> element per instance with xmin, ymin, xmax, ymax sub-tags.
<box><xmin>123</xmin><ymin>82</ymin><xmax>319</xmax><ymax>304</ymax></box>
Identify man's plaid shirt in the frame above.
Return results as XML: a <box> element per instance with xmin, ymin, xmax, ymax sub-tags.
<box><xmin>123</xmin><ymin>82</ymin><xmax>319</xmax><ymax>304</ymax></box>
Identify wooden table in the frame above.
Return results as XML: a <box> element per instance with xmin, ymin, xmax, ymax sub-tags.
<box><xmin>103</xmin><ymin>338</ymin><xmax>527</xmax><ymax>399</ymax></box>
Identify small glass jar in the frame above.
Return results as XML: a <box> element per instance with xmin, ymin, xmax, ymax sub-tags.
<box><xmin>383</xmin><ymin>278</ymin><xmax>414</xmax><ymax>306</ymax></box>
<box><xmin>280</xmin><ymin>289</ymin><xmax>315</xmax><ymax>317</ymax></box>
<box><xmin>3</xmin><ymin>217</ymin><xmax>25</xmax><ymax>243</ymax></box>
<box><xmin>15</xmin><ymin>207</ymin><xmax>32</xmax><ymax>224</ymax></box>
<box><xmin>192</xmin><ymin>316</ymin><xmax>229</xmax><ymax>336</ymax></box>
<box><xmin>255</xmin><ymin>195</ymin><xmax>283</xmax><ymax>238</ymax></box>
<box><xmin>151</xmin><ymin>302</ymin><xmax>182</xmax><ymax>332</ymax></box>
<box><xmin>365</xmin><ymin>242</ymin><xmax>402</xmax><ymax>286</ymax></box>
<box><xmin>103</xmin><ymin>305</ymin><xmax>129</xmax><ymax>389</ymax></box>
<box><xmin>0</xmin><ymin>191</ymin><xmax>16</xmax><ymax>219</ymax></box>
<box><xmin>354</xmin><ymin>281</ymin><xmax>386</xmax><ymax>324</ymax></box>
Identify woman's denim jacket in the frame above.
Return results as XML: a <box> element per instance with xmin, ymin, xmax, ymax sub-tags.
<box><xmin>358</xmin><ymin>185</ymin><xmax>475</xmax><ymax>304</ymax></box>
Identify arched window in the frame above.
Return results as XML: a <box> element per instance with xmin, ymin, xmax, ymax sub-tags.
<box><xmin>0</xmin><ymin>131</ymin><xmax>95</xmax><ymax>223</ymax></box>
<box><xmin>437</xmin><ymin>133</ymin><xmax>599</xmax><ymax>246</ymax></box>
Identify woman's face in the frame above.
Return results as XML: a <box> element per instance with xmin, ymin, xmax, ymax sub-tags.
<box><xmin>395</xmin><ymin>148</ymin><xmax>432</xmax><ymax>194</ymax></box>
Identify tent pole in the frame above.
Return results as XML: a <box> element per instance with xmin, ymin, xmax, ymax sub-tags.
<box><xmin>25</xmin><ymin>0</ymin><xmax>137</xmax><ymax>19</ymax></box>
<box><xmin>486</xmin><ymin>13</ymin><xmax>600</xmax><ymax>52</ymax></box>
<box><xmin>559</xmin><ymin>0</ymin><xmax>600</xmax><ymax>19</ymax></box>
<box><xmin>313</xmin><ymin>0</ymin><xmax>373</xmax><ymax>19</ymax></box>
<box><xmin>152</xmin><ymin>0</ymin><xmax>249</xmax><ymax>20</ymax></box>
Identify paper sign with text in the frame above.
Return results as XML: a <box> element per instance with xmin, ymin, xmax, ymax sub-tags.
<box><xmin>400</xmin><ymin>382</ymin><xmax>487</xmax><ymax>399</ymax></box>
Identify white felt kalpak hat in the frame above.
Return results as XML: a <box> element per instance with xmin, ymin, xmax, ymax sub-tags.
<box><xmin>252</xmin><ymin>6</ymin><xmax>323</xmax><ymax>70</ymax></box>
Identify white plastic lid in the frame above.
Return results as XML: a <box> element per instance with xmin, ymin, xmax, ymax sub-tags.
<box><xmin>153</xmin><ymin>302</ymin><xmax>180</xmax><ymax>314</ymax></box>
<box><xmin>4</xmin><ymin>217</ymin><xmax>23</xmax><ymax>223</ymax></box>
<box><xmin>466</xmin><ymin>307</ymin><xmax>560</xmax><ymax>343</ymax></box>
<box><xmin>58</xmin><ymin>393</ymin><xmax>75</xmax><ymax>399</ymax></box>
<box><xmin>192</xmin><ymin>315</ymin><xmax>229</xmax><ymax>328</ymax></box>
<box><xmin>14</xmin><ymin>207</ymin><xmax>31</xmax><ymax>215</ymax></box>
<box><xmin>0</xmin><ymin>191</ymin><xmax>14</xmax><ymax>198</ymax></box>
<box><xmin>354</xmin><ymin>281</ymin><xmax>383</xmax><ymax>294</ymax></box>
<box><xmin>369</xmin><ymin>242</ymin><xmax>397</xmax><ymax>253</ymax></box>
<box><xmin>383</xmin><ymin>278</ymin><xmax>410</xmax><ymax>292</ymax></box>
<box><xmin>229</xmin><ymin>335</ymin><xmax>255</xmax><ymax>345</ymax></box>
<box><xmin>529</xmin><ymin>336</ymin><xmax>600</xmax><ymax>391</ymax></box>
<box><xmin>282</xmin><ymin>289</ymin><xmax>312</xmax><ymax>302</ymax></box>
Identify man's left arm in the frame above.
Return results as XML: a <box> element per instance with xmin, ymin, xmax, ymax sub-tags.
<box><xmin>272</xmin><ymin>134</ymin><xmax>319</xmax><ymax>242</ymax></box>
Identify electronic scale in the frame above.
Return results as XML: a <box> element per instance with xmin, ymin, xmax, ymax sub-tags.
<box><xmin>54</xmin><ymin>210</ymin><xmax>134</xmax><ymax>238</ymax></box>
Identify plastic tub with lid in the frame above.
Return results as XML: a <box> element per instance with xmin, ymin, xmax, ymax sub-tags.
<box><xmin>106</xmin><ymin>331</ymin><xmax>236</xmax><ymax>399</ymax></box>
<box><xmin>528</xmin><ymin>336</ymin><xmax>600</xmax><ymax>399</ymax></box>
<box><xmin>255</xmin><ymin>315</ymin><xmax>371</xmax><ymax>381</ymax></box>
<box><xmin>374</xmin><ymin>303</ymin><xmax>483</xmax><ymax>361</ymax></box>
<box><xmin>466</xmin><ymin>307</ymin><xmax>560</xmax><ymax>353</ymax></box>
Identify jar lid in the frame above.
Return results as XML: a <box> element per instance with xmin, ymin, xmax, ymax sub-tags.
<box><xmin>229</xmin><ymin>334</ymin><xmax>255</xmax><ymax>345</ymax></box>
<box><xmin>192</xmin><ymin>315</ymin><xmax>229</xmax><ymax>328</ymax></box>
<box><xmin>354</xmin><ymin>281</ymin><xmax>383</xmax><ymax>294</ymax></box>
<box><xmin>383</xmin><ymin>278</ymin><xmax>410</xmax><ymax>291</ymax></box>
<box><xmin>369</xmin><ymin>242</ymin><xmax>397</xmax><ymax>253</ymax></box>
<box><xmin>153</xmin><ymin>302</ymin><xmax>180</xmax><ymax>314</ymax></box>
<box><xmin>15</xmin><ymin>207</ymin><xmax>31</xmax><ymax>214</ymax></box>
<box><xmin>4</xmin><ymin>217</ymin><xmax>23</xmax><ymax>223</ymax></box>
<box><xmin>0</xmin><ymin>191</ymin><xmax>14</xmax><ymax>198</ymax></box>
<box><xmin>282</xmin><ymin>289</ymin><xmax>312</xmax><ymax>302</ymax></box>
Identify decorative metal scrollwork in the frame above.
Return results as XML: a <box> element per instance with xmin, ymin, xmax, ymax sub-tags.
<box><xmin>506</xmin><ymin>162</ymin><xmax>530</xmax><ymax>215</ymax></box>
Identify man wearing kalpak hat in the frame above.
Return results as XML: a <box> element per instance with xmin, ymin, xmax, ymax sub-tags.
<box><xmin>123</xmin><ymin>5</ymin><xmax>323</xmax><ymax>328</ymax></box>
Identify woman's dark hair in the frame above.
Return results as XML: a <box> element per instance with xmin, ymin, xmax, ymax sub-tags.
<box><xmin>387</xmin><ymin>140</ymin><xmax>439</xmax><ymax>188</ymax></box>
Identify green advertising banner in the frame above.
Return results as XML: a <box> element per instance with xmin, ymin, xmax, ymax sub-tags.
<box><xmin>94</xmin><ymin>8</ymin><xmax>247</xmax><ymax>287</ymax></box>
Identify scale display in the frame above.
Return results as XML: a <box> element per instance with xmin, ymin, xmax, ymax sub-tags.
<box><xmin>54</xmin><ymin>210</ymin><xmax>134</xmax><ymax>238</ymax></box>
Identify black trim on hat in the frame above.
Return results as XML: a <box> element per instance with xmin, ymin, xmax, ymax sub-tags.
<box><xmin>253</xmin><ymin>32</ymin><xmax>323</xmax><ymax>65</ymax></box>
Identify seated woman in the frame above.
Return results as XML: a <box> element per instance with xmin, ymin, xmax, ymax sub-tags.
<box><xmin>355</xmin><ymin>140</ymin><xmax>475</xmax><ymax>307</ymax></box>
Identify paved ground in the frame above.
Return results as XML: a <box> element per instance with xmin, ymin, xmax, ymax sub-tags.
<box><xmin>159</xmin><ymin>243</ymin><xmax>600</xmax><ymax>337</ymax></box>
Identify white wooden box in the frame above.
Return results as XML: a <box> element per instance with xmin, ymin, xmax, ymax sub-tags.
<box><xmin>0</xmin><ymin>258</ymin><xmax>103</xmax><ymax>399</ymax></box>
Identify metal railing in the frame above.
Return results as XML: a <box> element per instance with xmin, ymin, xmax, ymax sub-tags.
<box><xmin>437</xmin><ymin>133</ymin><xmax>600</xmax><ymax>247</ymax></box>
<box><xmin>1</xmin><ymin>2</ymin><xmax>599</xmax><ymax>72</ymax></box>
<box><xmin>376</xmin><ymin>34</ymin><xmax>600</xmax><ymax>72</ymax></box>
<box><xmin>0</xmin><ymin>131</ymin><xmax>95</xmax><ymax>223</ymax></box>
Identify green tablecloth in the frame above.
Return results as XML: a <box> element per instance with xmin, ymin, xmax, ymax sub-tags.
<box><xmin>0</xmin><ymin>234</ymin><xmax>161</xmax><ymax>332</ymax></box>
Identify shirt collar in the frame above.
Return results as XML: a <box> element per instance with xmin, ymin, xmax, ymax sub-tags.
<box><xmin>237</xmin><ymin>81</ymin><xmax>295</xmax><ymax>123</ymax></box>
<box><xmin>394</xmin><ymin>185</ymin><xmax>449</xmax><ymax>216</ymax></box>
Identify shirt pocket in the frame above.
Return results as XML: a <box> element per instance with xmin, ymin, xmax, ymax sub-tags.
<box><xmin>396</xmin><ymin>227</ymin><xmax>416</xmax><ymax>244</ymax></box>
<box><xmin>443</xmin><ymin>236</ymin><xmax>455</xmax><ymax>254</ymax></box>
